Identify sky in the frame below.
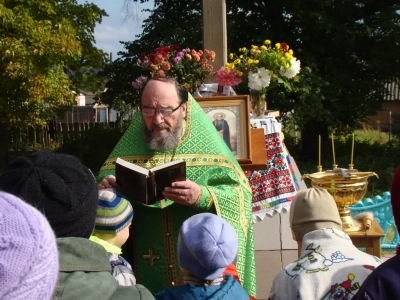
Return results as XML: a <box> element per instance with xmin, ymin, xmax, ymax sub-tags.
<box><xmin>77</xmin><ymin>0</ymin><xmax>153</xmax><ymax>59</ymax></box>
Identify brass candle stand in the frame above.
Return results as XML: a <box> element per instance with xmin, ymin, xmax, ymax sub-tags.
<box><xmin>303</xmin><ymin>168</ymin><xmax>378</xmax><ymax>232</ymax></box>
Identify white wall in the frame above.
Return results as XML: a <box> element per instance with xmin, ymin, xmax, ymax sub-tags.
<box><xmin>253</xmin><ymin>212</ymin><xmax>298</xmax><ymax>299</ymax></box>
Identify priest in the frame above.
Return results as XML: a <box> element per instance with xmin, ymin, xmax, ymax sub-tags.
<box><xmin>98</xmin><ymin>77</ymin><xmax>256</xmax><ymax>297</ymax></box>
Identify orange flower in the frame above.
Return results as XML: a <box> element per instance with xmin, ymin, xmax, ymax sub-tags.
<box><xmin>192</xmin><ymin>54</ymin><xmax>201</xmax><ymax>62</ymax></box>
<box><xmin>161</xmin><ymin>62</ymin><xmax>171</xmax><ymax>70</ymax></box>
<box><xmin>157</xmin><ymin>70</ymin><xmax>166</xmax><ymax>77</ymax></box>
<box><xmin>155</xmin><ymin>54</ymin><xmax>164</xmax><ymax>64</ymax></box>
<box><xmin>204</xmin><ymin>49</ymin><xmax>216</xmax><ymax>62</ymax></box>
<box><xmin>133</xmin><ymin>45</ymin><xmax>216</xmax><ymax>92</ymax></box>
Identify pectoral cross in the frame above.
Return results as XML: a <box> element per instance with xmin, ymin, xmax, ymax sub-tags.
<box><xmin>142</xmin><ymin>247</ymin><xmax>161</xmax><ymax>267</ymax></box>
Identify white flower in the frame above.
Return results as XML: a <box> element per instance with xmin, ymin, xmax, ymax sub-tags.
<box><xmin>248</xmin><ymin>67</ymin><xmax>271</xmax><ymax>90</ymax></box>
<box><xmin>282</xmin><ymin>58</ymin><xmax>301</xmax><ymax>79</ymax></box>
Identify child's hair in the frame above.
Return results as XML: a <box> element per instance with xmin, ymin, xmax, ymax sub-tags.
<box><xmin>178</xmin><ymin>213</ymin><xmax>238</xmax><ymax>281</ymax></box>
<box><xmin>94</xmin><ymin>188</ymin><xmax>134</xmax><ymax>235</ymax></box>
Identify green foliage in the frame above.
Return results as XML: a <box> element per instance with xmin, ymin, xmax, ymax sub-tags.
<box><xmin>0</xmin><ymin>0</ymin><xmax>108</xmax><ymax>128</ymax></box>
<box><xmin>101</xmin><ymin>0</ymin><xmax>204</xmax><ymax>108</ymax></box>
<box><xmin>118</xmin><ymin>0</ymin><xmax>400</xmax><ymax>136</ymax></box>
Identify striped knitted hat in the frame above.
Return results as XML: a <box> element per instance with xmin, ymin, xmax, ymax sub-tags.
<box><xmin>94</xmin><ymin>188</ymin><xmax>134</xmax><ymax>234</ymax></box>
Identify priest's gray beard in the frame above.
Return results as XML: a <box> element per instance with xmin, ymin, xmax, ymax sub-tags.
<box><xmin>143</xmin><ymin>112</ymin><xmax>184</xmax><ymax>152</ymax></box>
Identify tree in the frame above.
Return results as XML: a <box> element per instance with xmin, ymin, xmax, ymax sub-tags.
<box><xmin>101</xmin><ymin>0</ymin><xmax>204</xmax><ymax>109</ymax></box>
<box><xmin>0</xmin><ymin>0</ymin><xmax>107</xmax><ymax>168</ymax></box>
<box><xmin>116</xmin><ymin>0</ymin><xmax>400</xmax><ymax>159</ymax></box>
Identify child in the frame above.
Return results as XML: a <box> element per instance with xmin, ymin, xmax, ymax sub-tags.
<box><xmin>0</xmin><ymin>151</ymin><xmax>153</xmax><ymax>299</ymax></box>
<box><xmin>90</xmin><ymin>188</ymin><xmax>136</xmax><ymax>286</ymax></box>
<box><xmin>155</xmin><ymin>213</ymin><xmax>249</xmax><ymax>299</ymax></box>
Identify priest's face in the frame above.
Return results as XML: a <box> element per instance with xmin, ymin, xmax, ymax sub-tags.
<box><xmin>141</xmin><ymin>80</ymin><xmax>187</xmax><ymax>151</ymax></box>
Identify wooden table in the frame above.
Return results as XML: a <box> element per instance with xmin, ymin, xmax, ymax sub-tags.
<box><xmin>347</xmin><ymin>219</ymin><xmax>384</xmax><ymax>258</ymax></box>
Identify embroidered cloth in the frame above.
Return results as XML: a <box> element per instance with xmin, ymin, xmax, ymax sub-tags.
<box><xmin>247</xmin><ymin>118</ymin><xmax>305</xmax><ymax>221</ymax></box>
<box><xmin>269</xmin><ymin>228</ymin><xmax>382</xmax><ymax>300</ymax></box>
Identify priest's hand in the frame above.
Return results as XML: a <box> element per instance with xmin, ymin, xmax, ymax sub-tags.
<box><xmin>163</xmin><ymin>180</ymin><xmax>201</xmax><ymax>207</ymax></box>
<box><xmin>98</xmin><ymin>175</ymin><xmax>121</xmax><ymax>190</ymax></box>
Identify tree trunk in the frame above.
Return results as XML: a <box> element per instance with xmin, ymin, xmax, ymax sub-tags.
<box><xmin>0</xmin><ymin>123</ymin><xmax>10</xmax><ymax>171</ymax></box>
<box><xmin>300</xmin><ymin>119</ymin><xmax>329</xmax><ymax>163</ymax></box>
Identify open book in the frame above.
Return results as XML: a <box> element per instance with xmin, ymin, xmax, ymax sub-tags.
<box><xmin>115</xmin><ymin>157</ymin><xmax>186</xmax><ymax>205</ymax></box>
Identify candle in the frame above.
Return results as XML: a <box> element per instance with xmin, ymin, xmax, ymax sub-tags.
<box><xmin>318</xmin><ymin>135</ymin><xmax>321</xmax><ymax>167</ymax></box>
<box><xmin>351</xmin><ymin>133</ymin><xmax>355</xmax><ymax>165</ymax></box>
<box><xmin>331</xmin><ymin>134</ymin><xmax>336</xmax><ymax>165</ymax></box>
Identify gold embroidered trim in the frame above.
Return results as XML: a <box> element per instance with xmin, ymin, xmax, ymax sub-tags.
<box><xmin>162</xmin><ymin>210</ymin><xmax>178</xmax><ymax>286</ymax></box>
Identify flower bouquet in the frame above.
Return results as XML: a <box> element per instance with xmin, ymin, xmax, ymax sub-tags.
<box><xmin>132</xmin><ymin>45</ymin><xmax>216</xmax><ymax>93</ymax></box>
<box><xmin>214</xmin><ymin>40</ymin><xmax>301</xmax><ymax>117</ymax></box>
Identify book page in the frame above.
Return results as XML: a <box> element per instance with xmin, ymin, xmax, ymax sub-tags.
<box><xmin>116</xmin><ymin>158</ymin><xmax>149</xmax><ymax>176</ymax></box>
<box><xmin>150</xmin><ymin>159</ymin><xmax>185</xmax><ymax>172</ymax></box>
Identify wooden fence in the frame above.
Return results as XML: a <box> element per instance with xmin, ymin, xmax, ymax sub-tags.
<box><xmin>9</xmin><ymin>121</ymin><xmax>121</xmax><ymax>150</ymax></box>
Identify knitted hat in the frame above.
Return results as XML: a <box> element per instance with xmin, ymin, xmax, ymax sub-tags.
<box><xmin>178</xmin><ymin>213</ymin><xmax>238</xmax><ymax>280</ymax></box>
<box><xmin>0</xmin><ymin>150</ymin><xmax>98</xmax><ymax>238</ymax></box>
<box><xmin>290</xmin><ymin>188</ymin><xmax>342</xmax><ymax>241</ymax></box>
<box><xmin>94</xmin><ymin>188</ymin><xmax>134</xmax><ymax>234</ymax></box>
<box><xmin>0</xmin><ymin>191</ymin><xmax>59</xmax><ymax>299</ymax></box>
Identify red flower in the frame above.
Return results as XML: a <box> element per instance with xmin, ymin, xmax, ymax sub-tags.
<box><xmin>272</xmin><ymin>137</ymin><xmax>280</xmax><ymax>147</ymax></box>
<box><xmin>280</xmin><ymin>42</ymin><xmax>289</xmax><ymax>53</ymax></box>
<box><xmin>281</xmin><ymin>175</ymin><xmax>292</xmax><ymax>186</ymax></box>
<box><xmin>269</xmin><ymin>167</ymin><xmax>279</xmax><ymax>175</ymax></box>
<box><xmin>271</xmin><ymin>179</ymin><xmax>281</xmax><ymax>190</ymax></box>
<box><xmin>275</xmin><ymin>156</ymin><xmax>285</xmax><ymax>167</ymax></box>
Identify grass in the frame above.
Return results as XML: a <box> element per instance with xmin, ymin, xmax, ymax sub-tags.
<box><xmin>336</xmin><ymin>128</ymin><xmax>390</xmax><ymax>145</ymax></box>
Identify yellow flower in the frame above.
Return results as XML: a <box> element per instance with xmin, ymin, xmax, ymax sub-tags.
<box><xmin>216</xmin><ymin>38</ymin><xmax>301</xmax><ymax>90</ymax></box>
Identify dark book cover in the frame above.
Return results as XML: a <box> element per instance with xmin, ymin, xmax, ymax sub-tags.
<box><xmin>115</xmin><ymin>158</ymin><xmax>186</xmax><ymax>205</ymax></box>
<box><xmin>152</xmin><ymin>160</ymin><xmax>187</xmax><ymax>201</ymax></box>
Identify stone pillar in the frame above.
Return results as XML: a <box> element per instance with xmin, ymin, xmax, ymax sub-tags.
<box><xmin>202</xmin><ymin>0</ymin><xmax>227</xmax><ymax>83</ymax></box>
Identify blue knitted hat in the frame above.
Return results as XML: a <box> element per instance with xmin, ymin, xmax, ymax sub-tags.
<box><xmin>178</xmin><ymin>213</ymin><xmax>238</xmax><ymax>280</ymax></box>
<box><xmin>0</xmin><ymin>191</ymin><xmax>59</xmax><ymax>299</ymax></box>
<box><xmin>94</xmin><ymin>188</ymin><xmax>134</xmax><ymax>234</ymax></box>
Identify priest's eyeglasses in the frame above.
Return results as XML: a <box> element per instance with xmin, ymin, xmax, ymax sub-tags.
<box><xmin>141</xmin><ymin>102</ymin><xmax>183</xmax><ymax>117</ymax></box>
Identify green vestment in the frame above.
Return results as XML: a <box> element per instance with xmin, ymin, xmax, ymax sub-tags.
<box><xmin>98</xmin><ymin>95</ymin><xmax>256</xmax><ymax>297</ymax></box>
